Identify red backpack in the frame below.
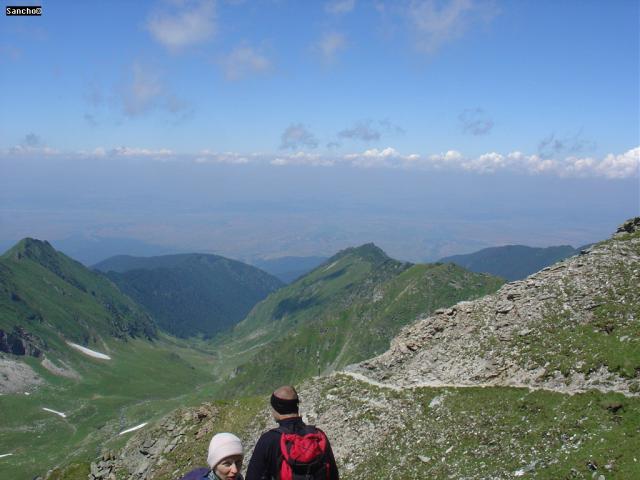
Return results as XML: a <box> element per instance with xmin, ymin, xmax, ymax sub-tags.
<box><xmin>275</xmin><ymin>424</ymin><xmax>330</xmax><ymax>480</ymax></box>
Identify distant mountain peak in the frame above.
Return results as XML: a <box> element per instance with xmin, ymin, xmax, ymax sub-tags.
<box><xmin>5</xmin><ymin>237</ymin><xmax>63</xmax><ymax>266</ymax></box>
<box><xmin>330</xmin><ymin>242</ymin><xmax>392</xmax><ymax>265</ymax></box>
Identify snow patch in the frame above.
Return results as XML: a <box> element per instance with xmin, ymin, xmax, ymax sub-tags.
<box><xmin>119</xmin><ymin>422</ymin><xmax>147</xmax><ymax>435</ymax></box>
<box><xmin>42</xmin><ymin>407</ymin><xmax>66</xmax><ymax>418</ymax></box>
<box><xmin>66</xmin><ymin>342</ymin><xmax>111</xmax><ymax>360</ymax></box>
<box><xmin>322</xmin><ymin>261</ymin><xmax>338</xmax><ymax>272</ymax></box>
<box><xmin>0</xmin><ymin>453</ymin><xmax>13</xmax><ymax>458</ymax></box>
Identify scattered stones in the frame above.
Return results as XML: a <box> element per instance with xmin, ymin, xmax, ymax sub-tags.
<box><xmin>348</xmin><ymin>220</ymin><xmax>640</xmax><ymax>397</ymax></box>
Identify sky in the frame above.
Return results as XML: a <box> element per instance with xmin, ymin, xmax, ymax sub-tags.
<box><xmin>1</xmin><ymin>0</ymin><xmax>639</xmax><ymax>262</ymax></box>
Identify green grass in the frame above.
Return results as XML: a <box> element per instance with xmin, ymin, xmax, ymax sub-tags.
<box><xmin>0</xmin><ymin>336</ymin><xmax>222</xmax><ymax>479</ymax></box>
<box><xmin>509</xmin><ymin>255</ymin><xmax>640</xmax><ymax>381</ymax></box>
<box><xmin>213</xmin><ymin>258</ymin><xmax>502</xmax><ymax>397</ymax></box>
<box><xmin>316</xmin><ymin>374</ymin><xmax>640</xmax><ymax>479</ymax></box>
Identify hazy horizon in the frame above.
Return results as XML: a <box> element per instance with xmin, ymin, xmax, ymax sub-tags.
<box><xmin>1</xmin><ymin>1</ymin><xmax>638</xmax><ymax>263</ymax></box>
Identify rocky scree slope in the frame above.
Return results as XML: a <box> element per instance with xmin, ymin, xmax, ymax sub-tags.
<box><xmin>350</xmin><ymin>218</ymin><xmax>640</xmax><ymax>396</ymax></box>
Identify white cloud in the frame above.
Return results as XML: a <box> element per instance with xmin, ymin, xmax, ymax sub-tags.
<box><xmin>7</xmin><ymin>133</ymin><xmax>57</xmax><ymax>156</ymax></box>
<box><xmin>120</xmin><ymin>63</ymin><xmax>189</xmax><ymax>117</ymax></box>
<box><xmin>594</xmin><ymin>147</ymin><xmax>640</xmax><ymax>179</ymax></box>
<box><xmin>195</xmin><ymin>150</ymin><xmax>250</xmax><ymax>164</ymax></box>
<box><xmin>8</xmin><ymin>144</ymin><xmax>58</xmax><ymax>156</ymax></box>
<box><xmin>280</xmin><ymin>124</ymin><xmax>319</xmax><ymax>150</ymax></box>
<box><xmin>316</xmin><ymin>32</ymin><xmax>347</xmax><ymax>63</ymax></box>
<box><xmin>271</xmin><ymin>152</ymin><xmax>335</xmax><ymax>167</ymax></box>
<box><xmin>146</xmin><ymin>0</ymin><xmax>216</xmax><ymax>52</ymax></box>
<box><xmin>109</xmin><ymin>147</ymin><xmax>174</xmax><ymax>157</ymax></box>
<box><xmin>220</xmin><ymin>45</ymin><xmax>271</xmax><ymax>80</ymax></box>
<box><xmin>122</xmin><ymin>63</ymin><xmax>163</xmax><ymax>116</ymax></box>
<box><xmin>344</xmin><ymin>147</ymin><xmax>418</xmax><ymax>168</ymax></box>
<box><xmin>2</xmin><ymin>141</ymin><xmax>637</xmax><ymax>180</ymax></box>
<box><xmin>407</xmin><ymin>0</ymin><xmax>498</xmax><ymax>54</ymax></box>
<box><xmin>325</xmin><ymin>0</ymin><xmax>356</xmax><ymax>15</ymax></box>
<box><xmin>462</xmin><ymin>151</ymin><xmax>506</xmax><ymax>173</ymax></box>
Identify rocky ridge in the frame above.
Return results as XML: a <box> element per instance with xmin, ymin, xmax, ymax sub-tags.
<box><xmin>349</xmin><ymin>219</ymin><xmax>640</xmax><ymax>396</ymax></box>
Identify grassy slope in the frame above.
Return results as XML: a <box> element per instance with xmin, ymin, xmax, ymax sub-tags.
<box><xmin>506</xmin><ymin>230</ymin><xmax>640</xmax><ymax>384</ymax></box>
<box><xmin>0</xmin><ymin>334</ymin><xmax>222</xmax><ymax>479</ymax></box>
<box><xmin>0</xmin><ymin>240</ymin><xmax>222</xmax><ymax>479</ymax></box>
<box><xmin>0</xmin><ymin>239</ymin><xmax>155</xmax><ymax>351</ymax></box>
<box><xmin>316</xmin><ymin>373</ymin><xmax>640</xmax><ymax>479</ymax></box>
<box><xmin>213</xmin><ymin>245</ymin><xmax>503</xmax><ymax>396</ymax></box>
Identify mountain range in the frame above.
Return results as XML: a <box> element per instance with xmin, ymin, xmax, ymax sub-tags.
<box><xmin>213</xmin><ymin>243</ymin><xmax>503</xmax><ymax>396</ymax></box>
<box><xmin>438</xmin><ymin>244</ymin><xmax>583</xmax><ymax>281</ymax></box>
<box><xmin>5</xmin><ymin>219</ymin><xmax>639</xmax><ymax>479</ymax></box>
<box><xmin>72</xmin><ymin>218</ymin><xmax>640</xmax><ymax>480</ymax></box>
<box><xmin>94</xmin><ymin>254</ymin><xmax>283</xmax><ymax>338</ymax></box>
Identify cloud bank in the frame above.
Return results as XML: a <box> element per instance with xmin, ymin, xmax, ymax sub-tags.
<box><xmin>3</xmin><ymin>142</ymin><xmax>637</xmax><ymax>179</ymax></box>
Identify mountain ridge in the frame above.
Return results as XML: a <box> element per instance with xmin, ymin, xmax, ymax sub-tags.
<box><xmin>95</xmin><ymin>253</ymin><xmax>284</xmax><ymax>338</ymax></box>
<box><xmin>438</xmin><ymin>243</ymin><xmax>581</xmax><ymax>281</ymax></box>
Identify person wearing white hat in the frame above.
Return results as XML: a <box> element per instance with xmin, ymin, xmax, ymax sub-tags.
<box><xmin>180</xmin><ymin>432</ymin><xmax>244</xmax><ymax>480</ymax></box>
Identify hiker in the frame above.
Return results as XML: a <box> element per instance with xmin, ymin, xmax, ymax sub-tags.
<box><xmin>181</xmin><ymin>432</ymin><xmax>244</xmax><ymax>480</ymax></box>
<box><xmin>246</xmin><ymin>385</ymin><xmax>339</xmax><ymax>480</ymax></box>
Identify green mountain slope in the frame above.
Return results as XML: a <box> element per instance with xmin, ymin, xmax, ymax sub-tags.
<box><xmin>0</xmin><ymin>239</ymin><xmax>156</xmax><ymax>353</ymax></box>
<box><xmin>94</xmin><ymin>254</ymin><xmax>284</xmax><ymax>338</ymax></box>
<box><xmin>0</xmin><ymin>239</ymin><xmax>226</xmax><ymax>479</ymax></box>
<box><xmin>439</xmin><ymin>244</ymin><xmax>579</xmax><ymax>281</ymax></box>
<box><xmin>215</xmin><ymin>243</ymin><xmax>503</xmax><ymax>395</ymax></box>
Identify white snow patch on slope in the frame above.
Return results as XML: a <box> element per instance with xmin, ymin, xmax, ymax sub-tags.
<box><xmin>0</xmin><ymin>453</ymin><xmax>14</xmax><ymax>458</ymax></box>
<box><xmin>42</xmin><ymin>407</ymin><xmax>66</xmax><ymax>418</ymax></box>
<box><xmin>119</xmin><ymin>422</ymin><xmax>147</xmax><ymax>435</ymax></box>
<box><xmin>66</xmin><ymin>342</ymin><xmax>111</xmax><ymax>360</ymax></box>
<box><xmin>322</xmin><ymin>261</ymin><xmax>338</xmax><ymax>272</ymax></box>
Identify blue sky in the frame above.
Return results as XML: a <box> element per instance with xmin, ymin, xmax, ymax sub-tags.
<box><xmin>1</xmin><ymin>0</ymin><xmax>639</xmax><ymax>261</ymax></box>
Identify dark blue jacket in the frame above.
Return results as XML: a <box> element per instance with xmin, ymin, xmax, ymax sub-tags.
<box><xmin>180</xmin><ymin>467</ymin><xmax>244</xmax><ymax>480</ymax></box>
<box><xmin>180</xmin><ymin>467</ymin><xmax>210</xmax><ymax>480</ymax></box>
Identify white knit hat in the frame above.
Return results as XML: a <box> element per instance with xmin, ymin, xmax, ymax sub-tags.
<box><xmin>207</xmin><ymin>433</ymin><xmax>244</xmax><ymax>468</ymax></box>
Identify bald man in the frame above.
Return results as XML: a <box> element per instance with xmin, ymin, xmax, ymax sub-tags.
<box><xmin>246</xmin><ymin>385</ymin><xmax>339</xmax><ymax>480</ymax></box>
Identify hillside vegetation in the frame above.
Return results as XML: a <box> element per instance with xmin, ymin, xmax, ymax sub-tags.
<box><xmin>95</xmin><ymin>253</ymin><xmax>283</xmax><ymax>338</ymax></box>
<box><xmin>213</xmin><ymin>243</ymin><xmax>503</xmax><ymax>396</ymax></box>
<box><xmin>1</xmin><ymin>239</ymin><xmax>156</xmax><ymax>355</ymax></box>
<box><xmin>0</xmin><ymin>240</ymin><xmax>225</xmax><ymax>479</ymax></box>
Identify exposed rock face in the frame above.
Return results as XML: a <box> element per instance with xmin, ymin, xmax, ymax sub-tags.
<box><xmin>85</xmin><ymin>403</ymin><xmax>270</xmax><ymax>480</ymax></box>
<box><xmin>87</xmin><ymin>410</ymin><xmax>200</xmax><ymax>480</ymax></box>
<box><xmin>0</xmin><ymin>355</ymin><xmax>44</xmax><ymax>393</ymax></box>
<box><xmin>616</xmin><ymin>217</ymin><xmax>640</xmax><ymax>235</ymax></box>
<box><xmin>348</xmin><ymin>218</ymin><xmax>640</xmax><ymax>396</ymax></box>
<box><xmin>0</xmin><ymin>326</ymin><xmax>45</xmax><ymax>357</ymax></box>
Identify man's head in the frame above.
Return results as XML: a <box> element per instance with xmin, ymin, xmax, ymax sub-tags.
<box><xmin>270</xmin><ymin>385</ymin><xmax>299</xmax><ymax>420</ymax></box>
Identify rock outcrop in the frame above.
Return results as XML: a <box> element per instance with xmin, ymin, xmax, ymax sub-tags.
<box><xmin>0</xmin><ymin>326</ymin><xmax>44</xmax><ymax>357</ymax></box>
<box><xmin>349</xmin><ymin>218</ymin><xmax>640</xmax><ymax>396</ymax></box>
